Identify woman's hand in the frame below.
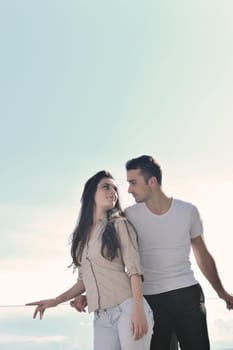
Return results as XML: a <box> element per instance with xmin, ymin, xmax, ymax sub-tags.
<box><xmin>26</xmin><ymin>298</ymin><xmax>58</xmax><ymax>320</ymax></box>
<box><xmin>129</xmin><ymin>274</ymin><xmax>148</xmax><ymax>340</ymax></box>
<box><xmin>131</xmin><ymin>305</ymin><xmax>148</xmax><ymax>340</ymax></box>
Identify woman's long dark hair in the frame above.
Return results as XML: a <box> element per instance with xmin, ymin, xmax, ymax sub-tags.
<box><xmin>70</xmin><ymin>170</ymin><xmax>125</xmax><ymax>268</ymax></box>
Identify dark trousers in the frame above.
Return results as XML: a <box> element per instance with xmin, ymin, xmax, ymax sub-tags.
<box><xmin>169</xmin><ymin>331</ymin><xmax>179</xmax><ymax>350</ymax></box>
<box><xmin>144</xmin><ymin>284</ymin><xmax>210</xmax><ymax>350</ymax></box>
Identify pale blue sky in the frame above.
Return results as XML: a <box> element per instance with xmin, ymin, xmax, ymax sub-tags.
<box><xmin>1</xmin><ymin>1</ymin><xmax>233</xmax><ymax>349</ymax></box>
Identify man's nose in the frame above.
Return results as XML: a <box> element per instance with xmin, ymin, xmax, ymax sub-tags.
<box><xmin>128</xmin><ymin>185</ymin><xmax>132</xmax><ymax>193</ymax></box>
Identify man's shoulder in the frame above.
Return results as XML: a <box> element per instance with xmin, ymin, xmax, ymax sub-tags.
<box><xmin>124</xmin><ymin>203</ymin><xmax>146</xmax><ymax>216</ymax></box>
<box><xmin>172</xmin><ymin>198</ymin><xmax>199</xmax><ymax>214</ymax></box>
<box><xmin>125</xmin><ymin>202</ymin><xmax>144</xmax><ymax>211</ymax></box>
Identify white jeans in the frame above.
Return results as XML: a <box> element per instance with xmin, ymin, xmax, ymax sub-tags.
<box><xmin>93</xmin><ymin>297</ymin><xmax>154</xmax><ymax>350</ymax></box>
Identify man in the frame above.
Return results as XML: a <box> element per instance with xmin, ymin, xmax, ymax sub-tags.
<box><xmin>71</xmin><ymin>155</ymin><xmax>233</xmax><ymax>349</ymax></box>
<box><xmin>124</xmin><ymin>155</ymin><xmax>233</xmax><ymax>350</ymax></box>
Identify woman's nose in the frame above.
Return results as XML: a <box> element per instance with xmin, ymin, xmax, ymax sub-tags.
<box><xmin>110</xmin><ymin>187</ymin><xmax>116</xmax><ymax>195</ymax></box>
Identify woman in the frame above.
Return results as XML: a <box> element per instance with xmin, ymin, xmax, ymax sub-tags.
<box><xmin>26</xmin><ymin>170</ymin><xmax>154</xmax><ymax>350</ymax></box>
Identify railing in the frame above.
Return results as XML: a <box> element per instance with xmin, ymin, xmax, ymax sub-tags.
<box><xmin>0</xmin><ymin>299</ymin><xmax>232</xmax><ymax>350</ymax></box>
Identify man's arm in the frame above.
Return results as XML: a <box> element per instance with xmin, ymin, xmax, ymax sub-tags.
<box><xmin>191</xmin><ymin>235</ymin><xmax>233</xmax><ymax>310</ymax></box>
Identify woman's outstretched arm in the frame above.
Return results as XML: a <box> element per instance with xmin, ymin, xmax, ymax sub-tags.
<box><xmin>26</xmin><ymin>279</ymin><xmax>85</xmax><ymax>319</ymax></box>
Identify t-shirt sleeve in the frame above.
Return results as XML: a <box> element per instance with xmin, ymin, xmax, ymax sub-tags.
<box><xmin>124</xmin><ymin>207</ymin><xmax>133</xmax><ymax>223</ymax></box>
<box><xmin>115</xmin><ymin>219</ymin><xmax>143</xmax><ymax>278</ymax></box>
<box><xmin>190</xmin><ymin>205</ymin><xmax>203</xmax><ymax>238</ymax></box>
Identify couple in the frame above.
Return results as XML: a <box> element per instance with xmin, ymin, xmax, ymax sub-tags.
<box><xmin>27</xmin><ymin>155</ymin><xmax>233</xmax><ymax>350</ymax></box>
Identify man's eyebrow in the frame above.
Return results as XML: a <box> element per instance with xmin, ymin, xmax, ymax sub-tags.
<box><xmin>128</xmin><ymin>179</ymin><xmax>136</xmax><ymax>183</ymax></box>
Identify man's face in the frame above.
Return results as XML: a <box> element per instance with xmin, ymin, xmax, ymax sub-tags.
<box><xmin>127</xmin><ymin>169</ymin><xmax>151</xmax><ymax>203</ymax></box>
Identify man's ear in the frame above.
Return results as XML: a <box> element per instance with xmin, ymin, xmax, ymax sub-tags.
<box><xmin>148</xmin><ymin>176</ymin><xmax>158</xmax><ymax>187</ymax></box>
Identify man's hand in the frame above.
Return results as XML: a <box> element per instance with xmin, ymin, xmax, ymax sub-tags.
<box><xmin>218</xmin><ymin>290</ymin><xmax>233</xmax><ymax>310</ymax></box>
<box><xmin>70</xmin><ymin>295</ymin><xmax>87</xmax><ymax>312</ymax></box>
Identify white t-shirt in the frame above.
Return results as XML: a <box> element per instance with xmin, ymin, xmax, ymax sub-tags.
<box><xmin>125</xmin><ymin>199</ymin><xmax>203</xmax><ymax>295</ymax></box>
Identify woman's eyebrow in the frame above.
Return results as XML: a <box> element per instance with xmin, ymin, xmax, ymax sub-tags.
<box><xmin>102</xmin><ymin>182</ymin><xmax>117</xmax><ymax>189</ymax></box>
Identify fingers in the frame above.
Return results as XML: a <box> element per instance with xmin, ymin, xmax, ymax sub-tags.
<box><xmin>132</xmin><ymin>322</ymin><xmax>148</xmax><ymax>340</ymax></box>
<box><xmin>70</xmin><ymin>296</ymin><xmax>87</xmax><ymax>312</ymax></box>
<box><xmin>40</xmin><ymin>308</ymin><xmax>45</xmax><ymax>320</ymax></box>
<box><xmin>70</xmin><ymin>299</ymin><xmax>86</xmax><ymax>313</ymax></box>
<box><xmin>32</xmin><ymin>305</ymin><xmax>45</xmax><ymax>319</ymax></box>
<box><xmin>227</xmin><ymin>300</ymin><xmax>233</xmax><ymax>310</ymax></box>
<box><xmin>32</xmin><ymin>308</ymin><xmax>38</xmax><ymax>319</ymax></box>
<box><xmin>70</xmin><ymin>300</ymin><xmax>81</xmax><ymax>311</ymax></box>
<box><xmin>224</xmin><ymin>293</ymin><xmax>233</xmax><ymax>310</ymax></box>
<box><xmin>26</xmin><ymin>301</ymin><xmax>41</xmax><ymax>306</ymax></box>
<box><xmin>26</xmin><ymin>301</ymin><xmax>47</xmax><ymax>319</ymax></box>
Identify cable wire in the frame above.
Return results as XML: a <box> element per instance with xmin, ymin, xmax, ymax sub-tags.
<box><xmin>0</xmin><ymin>298</ymin><xmax>219</xmax><ymax>308</ymax></box>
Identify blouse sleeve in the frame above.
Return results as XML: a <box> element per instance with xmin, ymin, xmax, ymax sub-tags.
<box><xmin>78</xmin><ymin>266</ymin><xmax>83</xmax><ymax>280</ymax></box>
<box><xmin>115</xmin><ymin>219</ymin><xmax>143</xmax><ymax>279</ymax></box>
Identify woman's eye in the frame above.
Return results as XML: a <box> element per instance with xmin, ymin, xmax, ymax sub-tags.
<box><xmin>101</xmin><ymin>184</ymin><xmax>117</xmax><ymax>192</ymax></box>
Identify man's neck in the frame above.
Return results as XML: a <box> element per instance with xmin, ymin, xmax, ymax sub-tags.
<box><xmin>145</xmin><ymin>192</ymin><xmax>172</xmax><ymax>215</ymax></box>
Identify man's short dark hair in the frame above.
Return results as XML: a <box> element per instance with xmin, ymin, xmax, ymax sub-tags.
<box><xmin>126</xmin><ymin>155</ymin><xmax>162</xmax><ymax>185</ymax></box>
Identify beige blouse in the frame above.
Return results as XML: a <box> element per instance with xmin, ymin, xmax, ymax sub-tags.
<box><xmin>78</xmin><ymin>217</ymin><xmax>143</xmax><ymax>313</ymax></box>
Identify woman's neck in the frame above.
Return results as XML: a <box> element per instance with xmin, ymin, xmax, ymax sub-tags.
<box><xmin>93</xmin><ymin>208</ymin><xmax>106</xmax><ymax>225</ymax></box>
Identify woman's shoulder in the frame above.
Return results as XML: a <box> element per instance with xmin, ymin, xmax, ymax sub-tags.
<box><xmin>112</xmin><ymin>215</ymin><xmax>127</xmax><ymax>227</ymax></box>
<box><xmin>113</xmin><ymin>216</ymin><xmax>137</xmax><ymax>235</ymax></box>
<box><xmin>109</xmin><ymin>209</ymin><xmax>125</xmax><ymax>222</ymax></box>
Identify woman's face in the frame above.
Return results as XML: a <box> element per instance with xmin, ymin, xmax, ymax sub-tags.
<box><xmin>94</xmin><ymin>177</ymin><xmax>118</xmax><ymax>211</ymax></box>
